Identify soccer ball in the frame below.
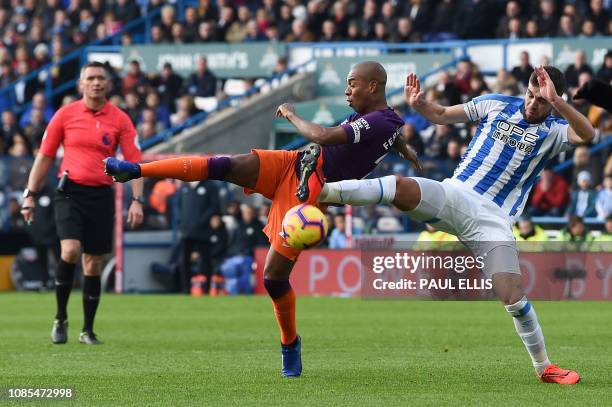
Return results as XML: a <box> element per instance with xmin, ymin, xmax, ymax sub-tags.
<box><xmin>282</xmin><ymin>204</ymin><xmax>329</xmax><ymax>250</ymax></box>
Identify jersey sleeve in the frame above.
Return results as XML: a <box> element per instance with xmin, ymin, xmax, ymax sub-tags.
<box><xmin>340</xmin><ymin>111</ymin><xmax>388</xmax><ymax>144</ymax></box>
<box><xmin>38</xmin><ymin>109</ymin><xmax>64</xmax><ymax>158</ymax></box>
<box><xmin>118</xmin><ymin>113</ymin><xmax>142</xmax><ymax>162</ymax></box>
<box><xmin>463</xmin><ymin>94</ymin><xmax>502</xmax><ymax>122</ymax></box>
<box><xmin>548</xmin><ymin>118</ymin><xmax>572</xmax><ymax>156</ymax></box>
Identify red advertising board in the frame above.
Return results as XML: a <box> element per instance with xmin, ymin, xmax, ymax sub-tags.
<box><xmin>254</xmin><ymin>248</ymin><xmax>612</xmax><ymax>300</ymax></box>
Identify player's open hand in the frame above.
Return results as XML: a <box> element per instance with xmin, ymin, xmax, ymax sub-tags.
<box><xmin>534</xmin><ymin>66</ymin><xmax>558</xmax><ymax>103</ymax></box>
<box><xmin>404</xmin><ymin>73</ymin><xmax>425</xmax><ymax>108</ymax></box>
<box><xmin>127</xmin><ymin>201</ymin><xmax>144</xmax><ymax>229</ymax></box>
<box><xmin>276</xmin><ymin>103</ymin><xmax>295</xmax><ymax>119</ymax></box>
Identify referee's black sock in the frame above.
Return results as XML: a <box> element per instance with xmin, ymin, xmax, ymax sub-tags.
<box><xmin>55</xmin><ymin>259</ymin><xmax>76</xmax><ymax>321</ymax></box>
<box><xmin>82</xmin><ymin>276</ymin><xmax>101</xmax><ymax>333</ymax></box>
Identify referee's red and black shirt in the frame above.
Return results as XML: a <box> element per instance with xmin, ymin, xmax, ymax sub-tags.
<box><xmin>39</xmin><ymin>99</ymin><xmax>142</xmax><ymax>187</ymax></box>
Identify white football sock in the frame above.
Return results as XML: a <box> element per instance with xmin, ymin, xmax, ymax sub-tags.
<box><xmin>505</xmin><ymin>297</ymin><xmax>551</xmax><ymax>375</ymax></box>
<box><xmin>318</xmin><ymin>175</ymin><xmax>396</xmax><ymax>205</ymax></box>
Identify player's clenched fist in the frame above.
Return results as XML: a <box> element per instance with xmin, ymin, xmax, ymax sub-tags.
<box><xmin>276</xmin><ymin>103</ymin><xmax>295</xmax><ymax>119</ymax></box>
<box><xmin>404</xmin><ymin>73</ymin><xmax>425</xmax><ymax>108</ymax></box>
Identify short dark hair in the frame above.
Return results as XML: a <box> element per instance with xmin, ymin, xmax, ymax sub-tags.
<box><xmin>529</xmin><ymin>66</ymin><xmax>566</xmax><ymax>96</ymax></box>
<box><xmin>82</xmin><ymin>61</ymin><xmax>106</xmax><ymax>70</ymax></box>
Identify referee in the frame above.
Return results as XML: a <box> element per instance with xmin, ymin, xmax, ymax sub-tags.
<box><xmin>21</xmin><ymin>61</ymin><xmax>144</xmax><ymax>345</ymax></box>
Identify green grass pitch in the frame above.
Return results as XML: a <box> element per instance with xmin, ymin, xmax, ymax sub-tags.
<box><xmin>0</xmin><ymin>293</ymin><xmax>610</xmax><ymax>406</ymax></box>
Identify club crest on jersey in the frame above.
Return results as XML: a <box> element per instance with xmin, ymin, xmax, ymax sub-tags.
<box><xmin>101</xmin><ymin>133</ymin><xmax>111</xmax><ymax>146</ymax></box>
<box><xmin>492</xmin><ymin>121</ymin><xmax>537</xmax><ymax>154</ymax></box>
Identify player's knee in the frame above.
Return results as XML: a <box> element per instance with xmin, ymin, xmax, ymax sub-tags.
<box><xmin>82</xmin><ymin>255</ymin><xmax>103</xmax><ymax>277</ymax></box>
<box><xmin>393</xmin><ymin>177</ymin><xmax>420</xmax><ymax>211</ymax></box>
<box><xmin>61</xmin><ymin>241</ymin><xmax>81</xmax><ymax>263</ymax></box>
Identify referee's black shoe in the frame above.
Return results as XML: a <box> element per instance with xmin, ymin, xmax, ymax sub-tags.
<box><xmin>79</xmin><ymin>331</ymin><xmax>103</xmax><ymax>345</ymax></box>
<box><xmin>51</xmin><ymin>319</ymin><xmax>68</xmax><ymax>344</ymax></box>
<box><xmin>296</xmin><ymin>144</ymin><xmax>324</xmax><ymax>203</ymax></box>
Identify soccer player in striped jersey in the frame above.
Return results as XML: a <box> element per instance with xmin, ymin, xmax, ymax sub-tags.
<box><xmin>318</xmin><ymin>66</ymin><xmax>594</xmax><ymax>384</ymax></box>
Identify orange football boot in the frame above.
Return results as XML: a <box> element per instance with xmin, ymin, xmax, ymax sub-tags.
<box><xmin>539</xmin><ymin>364</ymin><xmax>580</xmax><ymax>384</ymax></box>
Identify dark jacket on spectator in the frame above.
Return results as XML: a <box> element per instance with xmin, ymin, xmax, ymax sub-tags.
<box><xmin>178</xmin><ymin>180</ymin><xmax>220</xmax><ymax>241</ymax></box>
<box><xmin>185</xmin><ymin>70</ymin><xmax>217</xmax><ymax>98</ymax></box>
<box><xmin>227</xmin><ymin>218</ymin><xmax>267</xmax><ymax>257</ymax></box>
<box><xmin>564</xmin><ymin>64</ymin><xmax>593</xmax><ymax>89</ymax></box>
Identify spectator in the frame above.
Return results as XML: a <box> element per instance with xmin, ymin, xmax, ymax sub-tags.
<box><xmin>331</xmin><ymin>1</ymin><xmax>349</xmax><ymax>38</ymax></box>
<box><xmin>122</xmin><ymin>60</ymin><xmax>146</xmax><ymax>95</ymax></box>
<box><xmin>557</xmin><ymin>14</ymin><xmax>576</xmax><ymax>37</ymax></box>
<box><xmin>373</xmin><ymin>21</ymin><xmax>389</xmax><ymax>42</ymax></box>
<box><xmin>439</xmin><ymin>139</ymin><xmax>462</xmax><ymax>180</ymax></box>
<box><xmin>320</xmin><ymin>19</ymin><xmax>339</xmax><ymax>42</ymax></box>
<box><xmin>198</xmin><ymin>21</ymin><xmax>220</xmax><ymax>42</ymax></box>
<box><xmin>586</xmin><ymin>0</ymin><xmax>609</xmax><ymax>35</ymax></box>
<box><xmin>329</xmin><ymin>214</ymin><xmax>347</xmax><ymax>249</ymax></box>
<box><xmin>150</xmin><ymin>25</ymin><xmax>165</xmax><ymax>43</ymax></box>
<box><xmin>138</xmin><ymin>108</ymin><xmax>165</xmax><ymax>134</ymax></box>
<box><xmin>1</xmin><ymin>111</ymin><xmax>19</xmax><ymax>149</ymax></box>
<box><xmin>402</xmin><ymin>123</ymin><xmax>424</xmax><ymax>157</ymax></box>
<box><xmin>153</xmin><ymin>63</ymin><xmax>183</xmax><ymax>113</ymax></box>
<box><xmin>596</xmin><ymin>50</ymin><xmax>612</xmax><ymax>83</ymax></box>
<box><xmin>170</xmin><ymin>22</ymin><xmax>186</xmax><ymax>44</ymax></box>
<box><xmin>513</xmin><ymin>217</ymin><xmax>548</xmax><ymax>243</ymax></box>
<box><xmin>285</xmin><ymin>18</ymin><xmax>315</xmax><ymax>42</ymax></box>
<box><xmin>138</xmin><ymin>121</ymin><xmax>157</xmax><ymax>143</ymax></box>
<box><xmin>536</xmin><ymin>0</ymin><xmax>558</xmax><ymax>37</ymax></box>
<box><xmin>566</xmin><ymin>171</ymin><xmax>597</xmax><ymax>218</ymax></box>
<box><xmin>390</xmin><ymin>17</ymin><xmax>418</xmax><ymax>43</ymax></box>
<box><xmin>245</xmin><ymin>20</ymin><xmax>266</xmax><ymax>41</ymax></box>
<box><xmin>556</xmin><ymin>216</ymin><xmax>594</xmax><ymax>248</ymax></box>
<box><xmin>497</xmin><ymin>0</ymin><xmax>522</xmax><ymax>38</ymax></box>
<box><xmin>226</xmin><ymin>204</ymin><xmax>267</xmax><ymax>257</ymax></box>
<box><xmin>217</xmin><ymin>5</ymin><xmax>235</xmax><ymax>40</ymax></box>
<box><xmin>204</xmin><ymin>214</ymin><xmax>229</xmax><ymax>296</ymax></box>
<box><xmin>564</xmin><ymin>51</ymin><xmax>594</xmax><ymax>91</ymax></box>
<box><xmin>144</xmin><ymin>92</ymin><xmax>170</xmax><ymax>129</ymax></box>
<box><xmin>160</xmin><ymin>5</ymin><xmax>177</xmax><ymax>41</ymax></box>
<box><xmin>182</xmin><ymin>7</ymin><xmax>200</xmax><ymax>43</ymax></box>
<box><xmin>197</xmin><ymin>0</ymin><xmax>218</xmax><ymax>22</ymax></box>
<box><xmin>579</xmin><ymin>19</ymin><xmax>598</xmax><ymax>37</ymax></box>
<box><xmin>358</xmin><ymin>0</ymin><xmax>378</xmax><ymax>40</ymax></box>
<box><xmin>226</xmin><ymin>6</ymin><xmax>251</xmax><ymax>42</ymax></box>
<box><xmin>596</xmin><ymin>174</ymin><xmax>612</xmax><ymax>220</ymax></box>
<box><xmin>185</xmin><ymin>56</ymin><xmax>218</xmax><ymax>98</ymax></box>
<box><xmin>22</xmin><ymin>108</ymin><xmax>47</xmax><ymax>148</ymax></box>
<box><xmin>19</xmin><ymin>92</ymin><xmax>55</xmax><ymax>129</ymax></box>
<box><xmin>123</xmin><ymin>92</ymin><xmax>142</xmax><ymax>125</ymax></box>
<box><xmin>524</xmin><ymin>19</ymin><xmax>539</xmax><ymax>38</ymax></box>
<box><xmin>529</xmin><ymin>166</ymin><xmax>569</xmax><ymax>217</ymax></box>
<box><xmin>511</xmin><ymin>51</ymin><xmax>534</xmax><ymax>89</ymax></box>
<box><xmin>569</xmin><ymin>145</ymin><xmax>602</xmax><ymax>188</ymax></box>
<box><xmin>492</xmin><ymin>69</ymin><xmax>519</xmax><ymax>95</ymax></box>
<box><xmin>594</xmin><ymin>216</ymin><xmax>612</xmax><ymax>243</ymax></box>
<box><xmin>425</xmin><ymin>124</ymin><xmax>456</xmax><ymax>160</ymax></box>
<box><xmin>177</xmin><ymin>179</ymin><xmax>221</xmax><ymax>294</ymax></box>
<box><xmin>453</xmin><ymin>59</ymin><xmax>473</xmax><ymax>96</ymax></box>
<box><xmin>504</xmin><ymin>17</ymin><xmax>523</xmax><ymax>40</ymax></box>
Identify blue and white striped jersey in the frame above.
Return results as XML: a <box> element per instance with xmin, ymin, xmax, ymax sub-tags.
<box><xmin>453</xmin><ymin>94</ymin><xmax>572</xmax><ymax>219</ymax></box>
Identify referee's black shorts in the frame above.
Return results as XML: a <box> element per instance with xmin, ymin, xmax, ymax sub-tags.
<box><xmin>54</xmin><ymin>179</ymin><xmax>115</xmax><ymax>255</ymax></box>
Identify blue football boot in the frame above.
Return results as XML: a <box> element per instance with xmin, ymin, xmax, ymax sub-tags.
<box><xmin>103</xmin><ymin>157</ymin><xmax>141</xmax><ymax>183</ymax></box>
<box><xmin>281</xmin><ymin>335</ymin><xmax>302</xmax><ymax>377</ymax></box>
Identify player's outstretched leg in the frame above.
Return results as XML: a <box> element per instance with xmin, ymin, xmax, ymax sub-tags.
<box><xmin>495</xmin><ymin>273</ymin><xmax>580</xmax><ymax>384</ymax></box>
<box><xmin>263</xmin><ymin>248</ymin><xmax>301</xmax><ymax>377</ymax></box>
<box><xmin>103</xmin><ymin>154</ymin><xmax>259</xmax><ymax>190</ymax></box>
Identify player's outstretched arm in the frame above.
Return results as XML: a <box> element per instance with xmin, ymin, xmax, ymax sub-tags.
<box><xmin>404</xmin><ymin>73</ymin><xmax>468</xmax><ymax>125</ymax></box>
<box><xmin>276</xmin><ymin>103</ymin><xmax>348</xmax><ymax>145</ymax></box>
<box><xmin>535</xmin><ymin>66</ymin><xmax>595</xmax><ymax>144</ymax></box>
